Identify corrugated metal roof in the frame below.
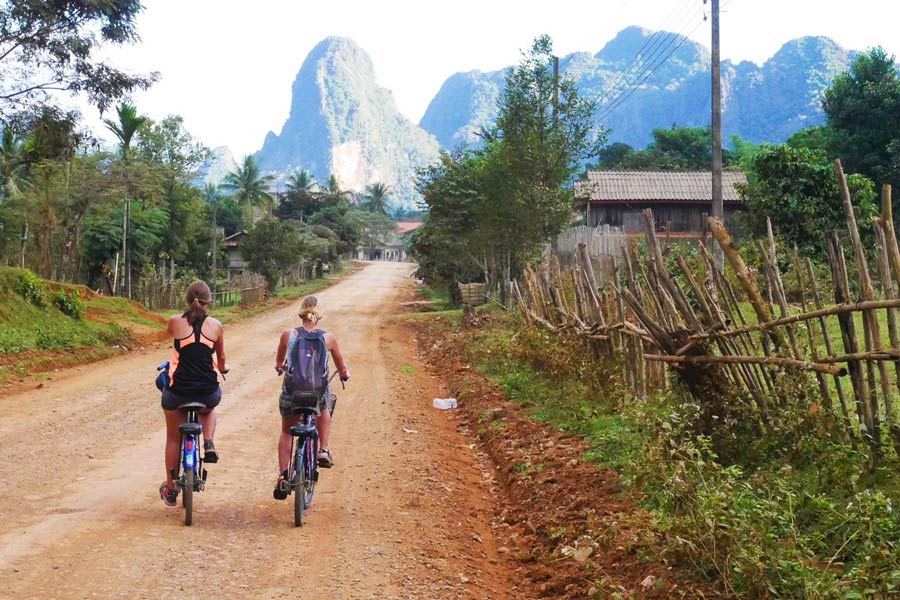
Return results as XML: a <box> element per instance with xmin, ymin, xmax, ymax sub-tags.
<box><xmin>575</xmin><ymin>170</ymin><xmax>747</xmax><ymax>203</ymax></box>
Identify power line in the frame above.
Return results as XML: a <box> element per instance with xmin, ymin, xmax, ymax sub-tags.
<box><xmin>593</xmin><ymin>1</ymin><xmax>704</xmax><ymax>114</ymax></box>
<box><xmin>596</xmin><ymin>16</ymin><xmax>707</xmax><ymax>121</ymax></box>
<box><xmin>591</xmin><ymin>0</ymin><xmax>697</xmax><ymax>106</ymax></box>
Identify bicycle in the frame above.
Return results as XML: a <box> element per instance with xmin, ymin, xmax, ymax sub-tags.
<box><xmin>158</xmin><ymin>361</ymin><xmax>209</xmax><ymax>526</ymax></box>
<box><xmin>277</xmin><ymin>372</ymin><xmax>343</xmax><ymax>527</ymax></box>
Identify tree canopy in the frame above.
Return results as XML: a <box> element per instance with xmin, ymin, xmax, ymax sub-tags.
<box><xmin>0</xmin><ymin>0</ymin><xmax>157</xmax><ymax>113</ymax></box>
<box><xmin>413</xmin><ymin>35</ymin><xmax>603</xmax><ymax>304</ymax></box>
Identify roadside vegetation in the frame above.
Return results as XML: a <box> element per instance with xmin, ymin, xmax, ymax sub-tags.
<box><xmin>0</xmin><ymin>262</ymin><xmax>353</xmax><ymax>387</ymax></box>
<box><xmin>410</xmin><ymin>39</ymin><xmax>900</xmax><ymax>599</ymax></box>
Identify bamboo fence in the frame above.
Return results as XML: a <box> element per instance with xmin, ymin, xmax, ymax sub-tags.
<box><xmin>516</xmin><ymin>160</ymin><xmax>900</xmax><ymax>460</ymax></box>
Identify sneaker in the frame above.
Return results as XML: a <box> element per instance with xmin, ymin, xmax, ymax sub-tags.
<box><xmin>317</xmin><ymin>448</ymin><xmax>334</xmax><ymax>469</ymax></box>
<box><xmin>273</xmin><ymin>470</ymin><xmax>289</xmax><ymax>500</ymax></box>
<box><xmin>159</xmin><ymin>482</ymin><xmax>178</xmax><ymax>507</ymax></box>
<box><xmin>204</xmin><ymin>439</ymin><xmax>218</xmax><ymax>463</ymax></box>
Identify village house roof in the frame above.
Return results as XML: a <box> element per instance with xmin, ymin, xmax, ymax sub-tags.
<box><xmin>395</xmin><ymin>221</ymin><xmax>423</xmax><ymax>236</ymax></box>
<box><xmin>223</xmin><ymin>230</ymin><xmax>248</xmax><ymax>247</ymax></box>
<box><xmin>575</xmin><ymin>170</ymin><xmax>748</xmax><ymax>204</ymax></box>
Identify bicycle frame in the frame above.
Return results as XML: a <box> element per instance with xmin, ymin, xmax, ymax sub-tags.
<box><xmin>289</xmin><ymin>411</ymin><xmax>319</xmax><ymax>497</ymax></box>
<box><xmin>180</xmin><ymin>411</ymin><xmax>202</xmax><ymax>484</ymax></box>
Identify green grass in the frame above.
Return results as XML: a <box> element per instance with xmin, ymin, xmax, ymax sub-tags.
<box><xmin>0</xmin><ymin>268</ymin><xmax>148</xmax><ymax>356</ymax></box>
<box><xmin>417</xmin><ymin>284</ymin><xmax>454</xmax><ymax>311</ymax></box>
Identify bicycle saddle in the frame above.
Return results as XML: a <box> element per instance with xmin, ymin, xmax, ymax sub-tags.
<box><xmin>177</xmin><ymin>402</ymin><xmax>207</xmax><ymax>410</ymax></box>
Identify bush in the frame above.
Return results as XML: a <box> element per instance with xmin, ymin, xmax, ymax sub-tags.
<box><xmin>14</xmin><ymin>270</ymin><xmax>46</xmax><ymax>307</ymax></box>
<box><xmin>53</xmin><ymin>290</ymin><xmax>85</xmax><ymax>319</ymax></box>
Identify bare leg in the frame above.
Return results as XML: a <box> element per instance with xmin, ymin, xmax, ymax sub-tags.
<box><xmin>316</xmin><ymin>409</ymin><xmax>332</xmax><ymax>451</ymax></box>
<box><xmin>279</xmin><ymin>416</ymin><xmax>301</xmax><ymax>472</ymax></box>
<box><xmin>198</xmin><ymin>408</ymin><xmax>217</xmax><ymax>441</ymax></box>
<box><xmin>163</xmin><ymin>409</ymin><xmax>186</xmax><ymax>489</ymax></box>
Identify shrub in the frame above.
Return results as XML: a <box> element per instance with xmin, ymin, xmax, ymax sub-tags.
<box><xmin>53</xmin><ymin>290</ymin><xmax>85</xmax><ymax>319</ymax></box>
<box><xmin>14</xmin><ymin>270</ymin><xmax>46</xmax><ymax>307</ymax></box>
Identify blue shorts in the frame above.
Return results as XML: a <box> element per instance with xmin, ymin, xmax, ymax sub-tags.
<box><xmin>161</xmin><ymin>386</ymin><xmax>222</xmax><ymax>411</ymax></box>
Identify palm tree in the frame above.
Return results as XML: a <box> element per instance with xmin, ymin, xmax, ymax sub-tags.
<box><xmin>103</xmin><ymin>103</ymin><xmax>149</xmax><ymax>298</ymax></box>
<box><xmin>363</xmin><ymin>182</ymin><xmax>391</xmax><ymax>215</ymax></box>
<box><xmin>0</xmin><ymin>127</ymin><xmax>31</xmax><ymax>268</ymax></box>
<box><xmin>220</xmin><ymin>155</ymin><xmax>275</xmax><ymax>218</ymax></box>
<box><xmin>103</xmin><ymin>103</ymin><xmax>149</xmax><ymax>161</ymax></box>
<box><xmin>0</xmin><ymin>127</ymin><xmax>29</xmax><ymax>201</ymax></box>
<box><xmin>320</xmin><ymin>174</ymin><xmax>353</xmax><ymax>207</ymax></box>
<box><xmin>286</xmin><ymin>169</ymin><xmax>316</xmax><ymax>194</ymax></box>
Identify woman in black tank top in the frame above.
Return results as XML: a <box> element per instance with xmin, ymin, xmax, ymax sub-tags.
<box><xmin>159</xmin><ymin>280</ymin><xmax>229</xmax><ymax>507</ymax></box>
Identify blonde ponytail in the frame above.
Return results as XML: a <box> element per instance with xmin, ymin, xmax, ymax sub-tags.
<box><xmin>298</xmin><ymin>295</ymin><xmax>321</xmax><ymax>324</ymax></box>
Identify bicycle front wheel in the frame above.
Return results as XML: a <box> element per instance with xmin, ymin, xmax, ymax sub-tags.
<box><xmin>183</xmin><ymin>468</ymin><xmax>194</xmax><ymax>526</ymax></box>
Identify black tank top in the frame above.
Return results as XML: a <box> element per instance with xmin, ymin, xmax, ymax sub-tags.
<box><xmin>170</xmin><ymin>315</ymin><xmax>218</xmax><ymax>396</ymax></box>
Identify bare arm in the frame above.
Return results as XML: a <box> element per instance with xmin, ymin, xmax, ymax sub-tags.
<box><xmin>275</xmin><ymin>331</ymin><xmax>290</xmax><ymax>374</ymax></box>
<box><xmin>215</xmin><ymin>326</ymin><xmax>228</xmax><ymax>374</ymax></box>
<box><xmin>325</xmin><ymin>333</ymin><xmax>350</xmax><ymax>380</ymax></box>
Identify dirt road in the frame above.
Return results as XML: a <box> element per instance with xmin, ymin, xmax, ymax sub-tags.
<box><xmin>0</xmin><ymin>263</ymin><xmax>512</xmax><ymax>599</ymax></box>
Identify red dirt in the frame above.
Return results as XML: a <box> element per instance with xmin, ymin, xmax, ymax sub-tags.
<box><xmin>411</xmin><ymin>312</ymin><xmax>730</xmax><ymax>599</ymax></box>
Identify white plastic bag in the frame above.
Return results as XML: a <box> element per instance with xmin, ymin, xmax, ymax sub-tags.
<box><xmin>432</xmin><ymin>397</ymin><xmax>458</xmax><ymax>410</ymax></box>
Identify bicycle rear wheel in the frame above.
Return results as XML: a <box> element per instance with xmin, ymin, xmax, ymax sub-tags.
<box><xmin>183</xmin><ymin>468</ymin><xmax>194</xmax><ymax>526</ymax></box>
<box><xmin>293</xmin><ymin>459</ymin><xmax>305</xmax><ymax>527</ymax></box>
<box><xmin>304</xmin><ymin>440</ymin><xmax>317</xmax><ymax>509</ymax></box>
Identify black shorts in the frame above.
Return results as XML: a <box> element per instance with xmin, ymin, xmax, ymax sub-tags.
<box><xmin>161</xmin><ymin>386</ymin><xmax>222</xmax><ymax>411</ymax></box>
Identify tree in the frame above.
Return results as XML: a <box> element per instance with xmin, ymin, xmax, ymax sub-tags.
<box><xmin>363</xmin><ymin>182</ymin><xmax>391</xmax><ymax>215</ymax></box>
<box><xmin>0</xmin><ymin>127</ymin><xmax>28</xmax><ymax>200</ymax></box>
<box><xmin>277</xmin><ymin>169</ymin><xmax>319</xmax><ymax>222</ymax></box>
<box><xmin>591</xmin><ymin>142</ymin><xmax>635</xmax><ymax>169</ymax></box>
<box><xmin>220</xmin><ymin>155</ymin><xmax>275</xmax><ymax>218</ymax></box>
<box><xmin>0</xmin><ymin>0</ymin><xmax>156</xmax><ymax>114</ymax></box>
<box><xmin>416</xmin><ymin>35</ymin><xmax>603</xmax><ymax>304</ymax></box>
<box><xmin>823</xmin><ymin>47</ymin><xmax>900</xmax><ymax>192</ymax></box>
<box><xmin>137</xmin><ymin>115</ymin><xmax>209</xmax><ymax>179</ymax></box>
<box><xmin>739</xmin><ymin>144</ymin><xmax>877</xmax><ymax>259</ymax></box>
<box><xmin>319</xmin><ymin>174</ymin><xmax>354</xmax><ymax>208</ymax></box>
<box><xmin>286</xmin><ymin>169</ymin><xmax>316</xmax><ymax>194</ymax></box>
<box><xmin>104</xmin><ymin>103</ymin><xmax>149</xmax><ymax>161</ymax></box>
<box><xmin>240</xmin><ymin>218</ymin><xmax>304</xmax><ymax>294</ymax></box>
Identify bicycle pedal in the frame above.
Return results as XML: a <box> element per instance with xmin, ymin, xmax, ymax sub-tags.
<box><xmin>202</xmin><ymin>469</ymin><xmax>208</xmax><ymax>482</ymax></box>
<box><xmin>312</xmin><ymin>471</ymin><xmax>319</xmax><ymax>482</ymax></box>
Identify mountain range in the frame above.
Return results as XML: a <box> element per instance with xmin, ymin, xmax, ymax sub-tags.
<box><xmin>203</xmin><ymin>29</ymin><xmax>857</xmax><ymax>208</ymax></box>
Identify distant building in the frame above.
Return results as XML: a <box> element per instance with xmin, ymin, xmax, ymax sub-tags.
<box><xmin>356</xmin><ymin>221</ymin><xmax>423</xmax><ymax>261</ymax></box>
<box><xmin>575</xmin><ymin>170</ymin><xmax>747</xmax><ymax>234</ymax></box>
<box><xmin>223</xmin><ymin>230</ymin><xmax>248</xmax><ymax>279</ymax></box>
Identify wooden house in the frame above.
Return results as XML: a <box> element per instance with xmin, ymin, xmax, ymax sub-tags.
<box><xmin>574</xmin><ymin>170</ymin><xmax>747</xmax><ymax>234</ymax></box>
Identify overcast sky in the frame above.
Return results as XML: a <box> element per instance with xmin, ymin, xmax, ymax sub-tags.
<box><xmin>88</xmin><ymin>0</ymin><xmax>898</xmax><ymax>157</ymax></box>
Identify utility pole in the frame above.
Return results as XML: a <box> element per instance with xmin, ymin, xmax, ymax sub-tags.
<box><xmin>710</xmin><ymin>0</ymin><xmax>724</xmax><ymax>271</ymax></box>
<box><xmin>552</xmin><ymin>55</ymin><xmax>559</xmax><ymax>126</ymax></box>
<box><xmin>211</xmin><ymin>199</ymin><xmax>217</xmax><ymax>294</ymax></box>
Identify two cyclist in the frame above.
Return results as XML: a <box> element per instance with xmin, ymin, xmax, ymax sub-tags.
<box><xmin>272</xmin><ymin>295</ymin><xmax>349</xmax><ymax>499</ymax></box>
<box><xmin>159</xmin><ymin>280</ymin><xmax>228</xmax><ymax>506</ymax></box>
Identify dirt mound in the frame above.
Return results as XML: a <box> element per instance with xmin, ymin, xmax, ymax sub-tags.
<box><xmin>412</xmin><ymin>315</ymin><xmax>728</xmax><ymax>599</ymax></box>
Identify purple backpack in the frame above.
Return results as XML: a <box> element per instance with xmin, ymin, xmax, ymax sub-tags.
<box><xmin>284</xmin><ymin>328</ymin><xmax>328</xmax><ymax>406</ymax></box>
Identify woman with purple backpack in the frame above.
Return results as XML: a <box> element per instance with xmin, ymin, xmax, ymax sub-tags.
<box><xmin>272</xmin><ymin>295</ymin><xmax>350</xmax><ymax>499</ymax></box>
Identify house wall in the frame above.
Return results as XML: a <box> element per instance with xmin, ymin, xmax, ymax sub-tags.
<box><xmin>589</xmin><ymin>203</ymin><xmax>740</xmax><ymax>233</ymax></box>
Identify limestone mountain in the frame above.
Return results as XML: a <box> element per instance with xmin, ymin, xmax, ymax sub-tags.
<box><xmin>255</xmin><ymin>37</ymin><xmax>439</xmax><ymax>208</ymax></box>
<box><xmin>193</xmin><ymin>145</ymin><xmax>237</xmax><ymax>187</ymax></box>
<box><xmin>419</xmin><ymin>26</ymin><xmax>854</xmax><ymax>151</ymax></box>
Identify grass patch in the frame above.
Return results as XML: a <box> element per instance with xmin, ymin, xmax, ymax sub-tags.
<box><xmin>399</xmin><ymin>364</ymin><xmax>416</xmax><ymax>375</ymax></box>
<box><xmin>0</xmin><ymin>268</ymin><xmax>156</xmax><ymax>357</ymax></box>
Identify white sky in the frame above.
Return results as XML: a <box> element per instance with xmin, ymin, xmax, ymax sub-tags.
<box><xmin>84</xmin><ymin>0</ymin><xmax>899</xmax><ymax>157</ymax></box>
